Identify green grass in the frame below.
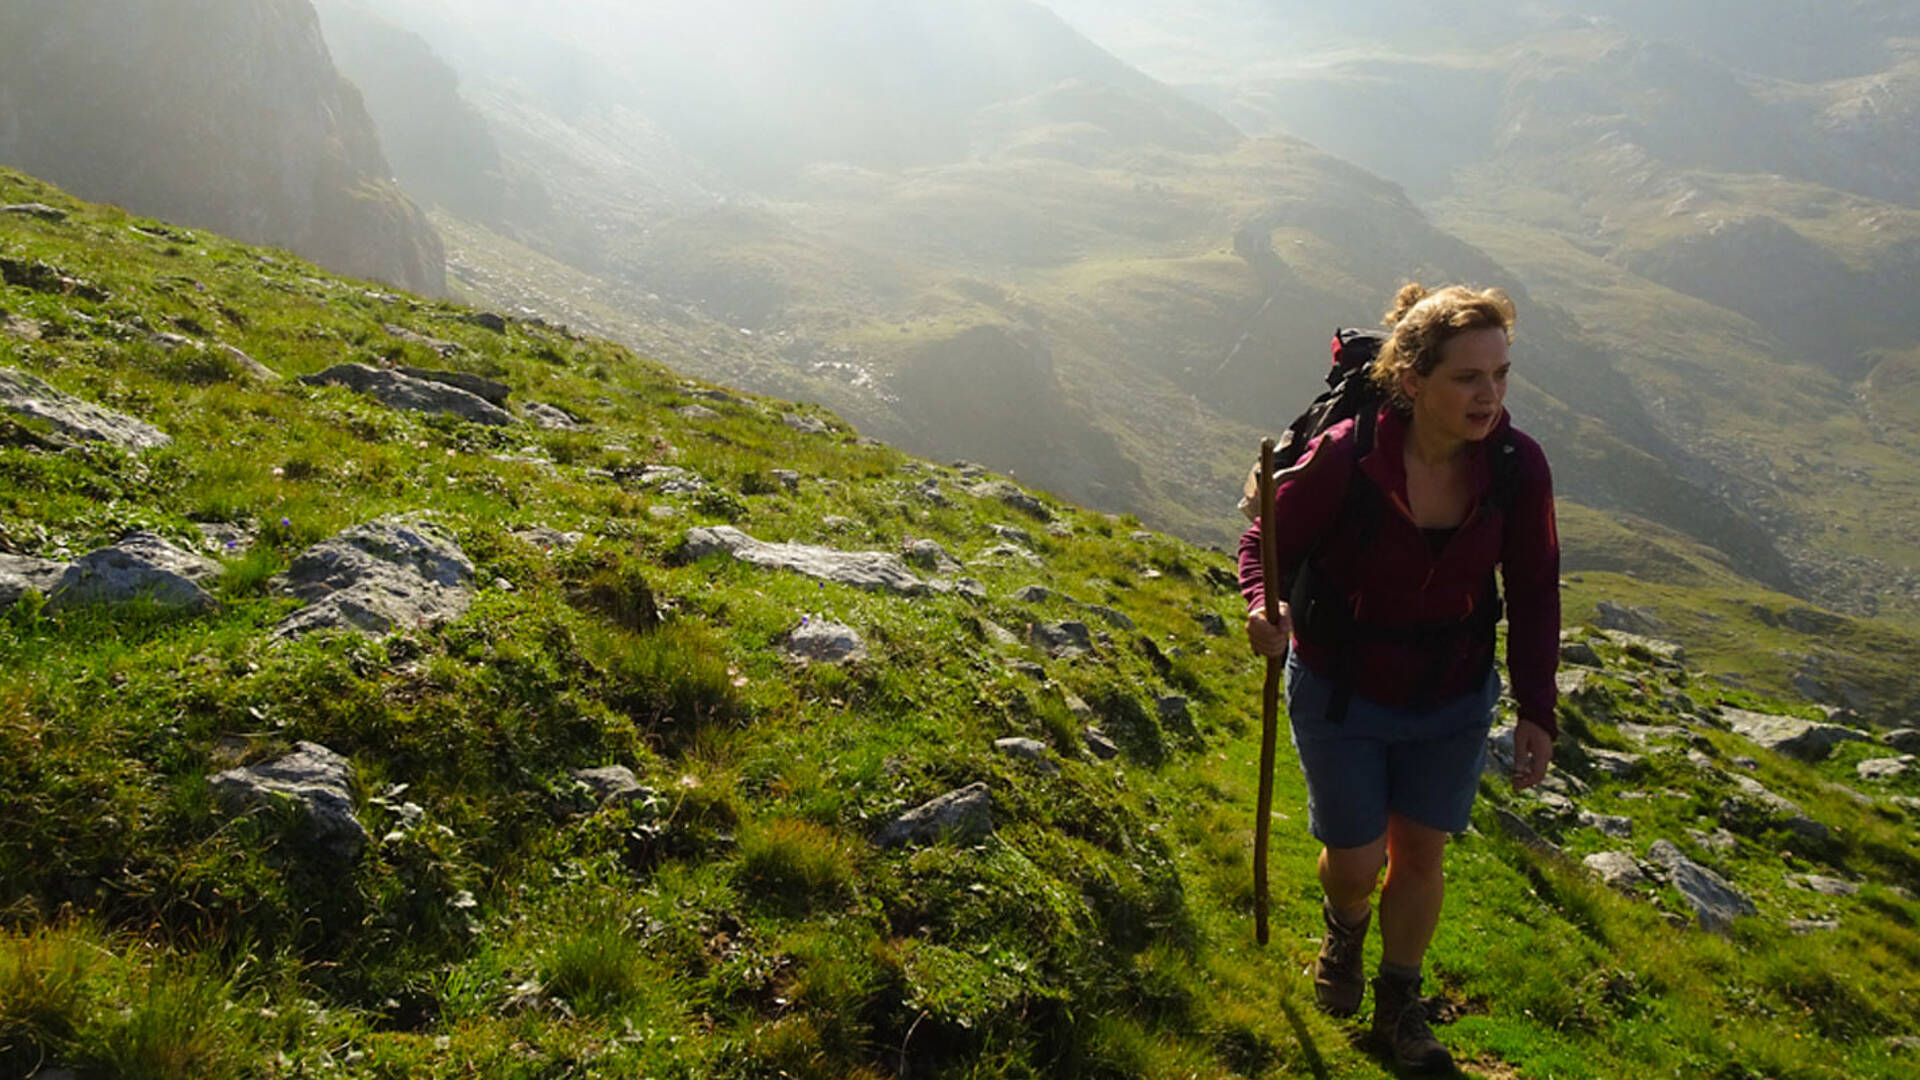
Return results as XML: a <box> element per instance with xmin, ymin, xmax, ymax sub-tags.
<box><xmin>3</xmin><ymin>165</ymin><xmax>1920</xmax><ymax>1077</ymax></box>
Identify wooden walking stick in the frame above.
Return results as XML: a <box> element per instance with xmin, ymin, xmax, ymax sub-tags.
<box><xmin>1254</xmin><ymin>436</ymin><xmax>1284</xmax><ymax>945</ymax></box>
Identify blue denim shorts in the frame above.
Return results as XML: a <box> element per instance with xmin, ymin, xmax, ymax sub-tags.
<box><xmin>1285</xmin><ymin>652</ymin><xmax>1499</xmax><ymax>849</ymax></box>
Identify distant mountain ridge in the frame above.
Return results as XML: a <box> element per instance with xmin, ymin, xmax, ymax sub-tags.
<box><xmin>0</xmin><ymin>0</ymin><xmax>446</xmax><ymax>295</ymax></box>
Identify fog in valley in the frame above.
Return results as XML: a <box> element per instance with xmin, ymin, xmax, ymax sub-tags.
<box><xmin>7</xmin><ymin>0</ymin><xmax>1920</xmax><ymax>623</ymax></box>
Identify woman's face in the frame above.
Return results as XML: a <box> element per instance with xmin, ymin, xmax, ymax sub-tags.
<box><xmin>1402</xmin><ymin>326</ymin><xmax>1510</xmax><ymax>444</ymax></box>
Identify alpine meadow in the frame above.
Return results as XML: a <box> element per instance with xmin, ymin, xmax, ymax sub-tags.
<box><xmin>2</xmin><ymin>2</ymin><xmax>1920</xmax><ymax>1078</ymax></box>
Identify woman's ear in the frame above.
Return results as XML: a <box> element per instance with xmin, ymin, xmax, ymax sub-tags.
<box><xmin>1400</xmin><ymin>368</ymin><xmax>1422</xmax><ymax>404</ymax></box>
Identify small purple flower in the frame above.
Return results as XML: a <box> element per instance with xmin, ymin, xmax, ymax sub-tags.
<box><xmin>280</xmin><ymin>517</ymin><xmax>291</xmax><ymax>529</ymax></box>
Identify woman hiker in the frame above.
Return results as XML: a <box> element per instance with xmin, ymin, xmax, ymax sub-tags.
<box><xmin>1240</xmin><ymin>283</ymin><xmax>1560</xmax><ymax>1071</ymax></box>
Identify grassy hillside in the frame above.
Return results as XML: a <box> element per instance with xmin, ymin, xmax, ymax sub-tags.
<box><xmin>6</xmin><ymin>169</ymin><xmax>1920</xmax><ymax>1078</ymax></box>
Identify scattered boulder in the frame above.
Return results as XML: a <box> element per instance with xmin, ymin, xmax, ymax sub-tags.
<box><xmin>1599</xmin><ymin>629</ymin><xmax>1685</xmax><ymax>664</ymax></box>
<box><xmin>1858</xmin><ymin>756</ymin><xmax>1915</xmax><ymax>781</ymax></box>
<box><xmin>1647</xmin><ymin>839</ymin><xmax>1755</xmax><ymax>934</ymax></box>
<box><xmin>1491</xmin><ymin>806</ymin><xmax>1560</xmax><ymax>856</ymax></box>
<box><xmin>217</xmin><ymin>344</ymin><xmax>280</xmax><ymax>382</ymax></box>
<box><xmin>684</xmin><ymin>526</ymin><xmax>929</xmax><ymax>596</ymax></box>
<box><xmin>1724</xmin><ymin>776</ymin><xmax>1829</xmax><ymax>841</ymax></box>
<box><xmin>1085</xmin><ymin>605</ymin><xmax>1135</xmax><ymax>631</ymax></box>
<box><xmin>1196</xmin><ymin>612</ymin><xmax>1228</xmax><ymax>636</ymax></box>
<box><xmin>1586</xmin><ymin>748</ymin><xmax>1646</xmax><ymax>780</ymax></box>
<box><xmin>299</xmin><ymin>364</ymin><xmax>517</xmax><ymax>426</ymax></box>
<box><xmin>903</xmin><ymin>539</ymin><xmax>962</xmax><ymax>574</ymax></box>
<box><xmin>210</xmin><ymin>742</ymin><xmax>367</xmax><ymax>862</ymax></box>
<box><xmin>1559</xmin><ymin>639</ymin><xmax>1603</xmax><ymax>667</ymax></box>
<box><xmin>784</xmin><ymin>618</ymin><xmax>867</xmax><ymax>665</ymax></box>
<box><xmin>1787</xmin><ymin>919</ymin><xmax>1841</xmax><ymax>934</ymax></box>
<box><xmin>625</xmin><ymin>465</ymin><xmax>706</xmax><ymax>495</ymax></box>
<box><xmin>1884</xmin><ymin>729</ymin><xmax>1920</xmax><ymax>754</ymax></box>
<box><xmin>1578</xmin><ymin>810</ymin><xmax>1634</xmax><ymax>839</ymax></box>
<box><xmin>1157</xmin><ymin>695</ymin><xmax>1195</xmax><ymax>736</ymax></box>
<box><xmin>1597</xmin><ymin>601</ymin><xmax>1665</xmax><ymax>635</ymax></box>
<box><xmin>688</xmin><ymin>388</ymin><xmax>740</xmax><ymax>404</ymax></box>
<box><xmin>571</xmin><ymin>765</ymin><xmax>656</xmax><ymax>807</ymax></box>
<box><xmin>1027</xmin><ymin>621</ymin><xmax>1092</xmax><ymax>659</ymax></box>
<box><xmin>783</xmin><ymin>412</ymin><xmax>830</xmax><ymax>435</ymax></box>
<box><xmin>980</xmin><ymin>619</ymin><xmax>1020</xmax><ymax>647</ymax></box>
<box><xmin>877</xmin><ymin>783</ymin><xmax>993</xmax><ymax>847</ymax></box>
<box><xmin>995</xmin><ymin>737</ymin><xmax>1058</xmax><ymax>773</ymax></box>
<box><xmin>0</xmin><ymin>552</ymin><xmax>67</xmax><ymax>608</ymax></box>
<box><xmin>771</xmin><ymin>470</ymin><xmax>801</xmax><ymax>493</ymax></box>
<box><xmin>990</xmin><ymin>524</ymin><xmax>1035</xmax><ymax>547</ymax></box>
<box><xmin>0</xmin><ymin>366</ymin><xmax>171</xmax><ymax>451</ymax></box>
<box><xmin>981</xmin><ymin>542</ymin><xmax>1042</xmax><ymax>567</ymax></box>
<box><xmin>0</xmin><ymin>256</ymin><xmax>107</xmax><ymax>301</ymax></box>
<box><xmin>1688</xmin><ymin>827</ymin><xmax>1739</xmax><ymax>855</ymax></box>
<box><xmin>460</xmin><ymin>311</ymin><xmax>509</xmax><ymax>333</ymax></box>
<box><xmin>514</xmin><ymin>527</ymin><xmax>584</xmax><ymax>552</ymax></box>
<box><xmin>1583</xmin><ymin>850</ymin><xmax>1650</xmax><ymax>890</ymax></box>
<box><xmin>48</xmin><ymin>532</ymin><xmax>219</xmax><ymax>615</ymax></box>
<box><xmin>272</xmin><ymin>516</ymin><xmax>476</xmax><ymax>638</ymax></box>
<box><xmin>1084</xmin><ymin>728</ymin><xmax>1120</xmax><ymax>760</ymax></box>
<box><xmin>2</xmin><ymin>202</ymin><xmax>69</xmax><ymax>221</ymax></box>
<box><xmin>1790</xmin><ymin>874</ymin><xmax>1860</xmax><ymax>897</ymax></box>
<box><xmin>1012</xmin><ymin>584</ymin><xmax>1064</xmax><ymax>605</ymax></box>
<box><xmin>969</xmin><ymin>480</ymin><xmax>1050</xmax><ymax>520</ymax></box>
<box><xmin>1723</xmin><ymin>707</ymin><xmax>1870</xmax><ymax>762</ymax></box>
<box><xmin>675</xmin><ymin>404</ymin><xmax>721</xmax><ymax>421</ymax></box>
<box><xmin>522</xmin><ymin>402</ymin><xmax>581</xmax><ymax>430</ymax></box>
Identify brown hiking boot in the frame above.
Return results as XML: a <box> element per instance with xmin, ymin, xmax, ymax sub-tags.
<box><xmin>1312</xmin><ymin>900</ymin><xmax>1369</xmax><ymax>1016</ymax></box>
<box><xmin>1371</xmin><ymin>971</ymin><xmax>1452</xmax><ymax>1072</ymax></box>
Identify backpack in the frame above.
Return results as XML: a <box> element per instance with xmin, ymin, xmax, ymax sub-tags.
<box><xmin>1237</xmin><ymin>328</ymin><xmax>1389</xmax><ymax>523</ymax></box>
<box><xmin>1238</xmin><ymin>327</ymin><xmax>1523</xmax><ymax>721</ymax></box>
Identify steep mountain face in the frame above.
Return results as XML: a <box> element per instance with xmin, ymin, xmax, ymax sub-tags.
<box><xmin>310</xmin><ymin>0</ymin><xmax>551</xmax><ymax>231</ymax></box>
<box><xmin>0</xmin><ymin>0</ymin><xmax>445</xmax><ymax>295</ymax></box>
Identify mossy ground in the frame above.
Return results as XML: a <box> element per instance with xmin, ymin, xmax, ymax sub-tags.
<box><xmin>4</xmin><ymin>168</ymin><xmax>1919</xmax><ymax>1077</ymax></box>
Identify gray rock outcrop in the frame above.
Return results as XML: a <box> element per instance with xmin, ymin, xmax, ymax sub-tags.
<box><xmin>1883</xmin><ymin>729</ymin><xmax>1920</xmax><ymax>754</ymax></box>
<box><xmin>783</xmin><ymin>412</ymin><xmax>830</xmax><ymax>435</ymax></box>
<box><xmin>683</xmin><ymin>526</ymin><xmax>929</xmax><ymax>596</ymax></box>
<box><xmin>969</xmin><ymin>481</ymin><xmax>1050</xmax><ymax>520</ymax></box>
<box><xmin>877</xmin><ymin>783</ymin><xmax>993</xmax><ymax>847</ymax></box>
<box><xmin>1027</xmin><ymin>621</ymin><xmax>1093</xmax><ymax>659</ymax></box>
<box><xmin>571</xmin><ymin>765</ymin><xmax>656</xmax><ymax>807</ymax></box>
<box><xmin>1584</xmin><ymin>850</ymin><xmax>1650</xmax><ymax>891</ymax></box>
<box><xmin>0</xmin><ymin>366</ymin><xmax>171</xmax><ymax>451</ymax></box>
<box><xmin>0</xmin><ymin>552</ymin><xmax>67</xmax><ymax>608</ymax></box>
<box><xmin>903</xmin><ymin>539</ymin><xmax>962</xmax><ymax>575</ymax></box>
<box><xmin>1858</xmin><ymin>756</ymin><xmax>1914</xmax><ymax>780</ymax></box>
<box><xmin>394</xmin><ymin>365</ymin><xmax>504</xmax><ymax>403</ymax></box>
<box><xmin>1084</xmin><ymin>728</ymin><xmax>1120</xmax><ymax>760</ymax></box>
<box><xmin>784</xmin><ymin>619</ymin><xmax>867</xmax><ymax>664</ymax></box>
<box><xmin>48</xmin><ymin>532</ymin><xmax>219</xmax><ymax>614</ymax></box>
<box><xmin>299</xmin><ymin>364</ymin><xmax>517</xmax><ymax>426</ymax></box>
<box><xmin>522</xmin><ymin>402</ymin><xmax>581</xmax><ymax>430</ymax></box>
<box><xmin>272</xmin><ymin>516</ymin><xmax>476</xmax><ymax>638</ymax></box>
<box><xmin>1725</xmin><ymin>775</ymin><xmax>1829</xmax><ymax>841</ymax></box>
<box><xmin>210</xmin><ymin>742</ymin><xmax>367</xmax><ymax>862</ymax></box>
<box><xmin>1647</xmin><ymin>839</ymin><xmax>1755</xmax><ymax>934</ymax></box>
<box><xmin>995</xmin><ymin>737</ymin><xmax>1057</xmax><ymax>772</ymax></box>
<box><xmin>1724</xmin><ymin>708</ymin><xmax>1870</xmax><ymax>762</ymax></box>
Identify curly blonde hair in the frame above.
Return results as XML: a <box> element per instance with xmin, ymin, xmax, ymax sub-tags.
<box><xmin>1369</xmin><ymin>283</ymin><xmax>1516</xmax><ymax>411</ymax></box>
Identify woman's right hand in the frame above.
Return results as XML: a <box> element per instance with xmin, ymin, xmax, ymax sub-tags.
<box><xmin>1245</xmin><ymin>603</ymin><xmax>1291</xmax><ymax>658</ymax></box>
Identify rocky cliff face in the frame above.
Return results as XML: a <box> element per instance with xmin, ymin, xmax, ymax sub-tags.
<box><xmin>0</xmin><ymin>0</ymin><xmax>444</xmax><ymax>295</ymax></box>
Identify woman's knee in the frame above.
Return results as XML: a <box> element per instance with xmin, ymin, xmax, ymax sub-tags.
<box><xmin>1320</xmin><ymin>836</ymin><xmax>1388</xmax><ymax>890</ymax></box>
<box><xmin>1384</xmin><ymin>816</ymin><xmax>1449</xmax><ymax>878</ymax></box>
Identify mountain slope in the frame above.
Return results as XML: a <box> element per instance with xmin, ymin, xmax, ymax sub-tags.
<box><xmin>7</xmin><ymin>165</ymin><xmax>1920</xmax><ymax>1079</ymax></box>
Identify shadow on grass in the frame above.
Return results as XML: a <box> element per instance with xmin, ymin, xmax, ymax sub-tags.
<box><xmin>1276</xmin><ymin>997</ymin><xmax>1332</xmax><ymax>1080</ymax></box>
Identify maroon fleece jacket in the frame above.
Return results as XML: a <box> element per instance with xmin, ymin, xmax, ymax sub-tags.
<box><xmin>1239</xmin><ymin>405</ymin><xmax>1561</xmax><ymax>736</ymax></box>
